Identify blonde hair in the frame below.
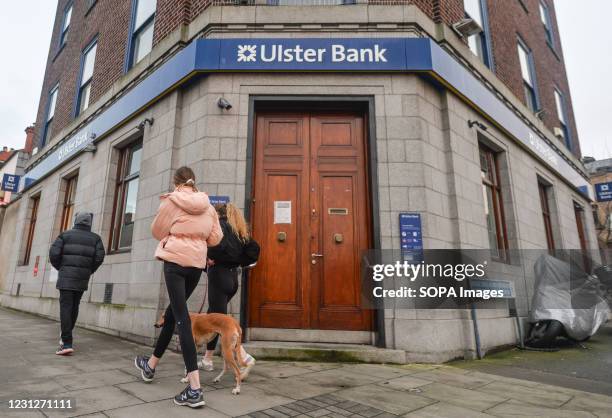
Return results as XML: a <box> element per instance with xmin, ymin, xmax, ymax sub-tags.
<box><xmin>217</xmin><ymin>203</ymin><xmax>249</xmax><ymax>242</ymax></box>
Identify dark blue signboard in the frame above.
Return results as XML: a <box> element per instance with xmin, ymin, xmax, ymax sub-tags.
<box><xmin>1</xmin><ymin>174</ymin><xmax>21</xmax><ymax>192</ymax></box>
<box><xmin>21</xmin><ymin>36</ymin><xmax>591</xmax><ymax>201</ymax></box>
<box><xmin>399</xmin><ymin>213</ymin><xmax>423</xmax><ymax>262</ymax></box>
<box><xmin>595</xmin><ymin>181</ymin><xmax>612</xmax><ymax>202</ymax></box>
<box><xmin>209</xmin><ymin>195</ymin><xmax>230</xmax><ymax>206</ymax></box>
<box><xmin>214</xmin><ymin>38</ymin><xmax>431</xmax><ymax>72</ymax></box>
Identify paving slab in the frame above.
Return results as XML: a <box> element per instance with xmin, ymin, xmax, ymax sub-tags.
<box><xmin>413</xmin><ymin>382</ymin><xmax>508</xmax><ymax>411</ymax></box>
<box><xmin>340</xmin><ymin>363</ymin><xmax>417</xmax><ymax>380</ymax></box>
<box><xmin>410</xmin><ymin>368</ymin><xmax>496</xmax><ymax>389</ymax></box>
<box><xmin>204</xmin><ymin>385</ymin><xmax>293</xmax><ymax>416</ymax></box>
<box><xmin>104</xmin><ymin>398</ymin><xmax>231</xmax><ymax>417</ymax></box>
<box><xmin>475</xmin><ymin>380</ymin><xmax>572</xmax><ymax>408</ymax></box>
<box><xmin>334</xmin><ymin>384</ymin><xmax>436</xmax><ymax>415</ymax></box>
<box><xmin>116</xmin><ymin>375</ymin><xmax>189</xmax><ymax>402</ymax></box>
<box><xmin>53</xmin><ymin>369</ymin><xmax>138</xmax><ymax>391</ymax></box>
<box><xmin>561</xmin><ymin>394</ymin><xmax>612</xmax><ymax>418</ymax></box>
<box><xmin>252</xmin><ymin>375</ymin><xmax>341</xmax><ymax>400</ymax></box>
<box><xmin>297</xmin><ymin>367</ymin><xmax>382</xmax><ymax>390</ymax></box>
<box><xmin>402</xmin><ymin>402</ymin><xmax>497</xmax><ymax>417</ymax></box>
<box><xmin>486</xmin><ymin>399</ymin><xmax>597</xmax><ymax>418</ymax></box>
<box><xmin>376</xmin><ymin>375</ymin><xmax>433</xmax><ymax>392</ymax></box>
<box><xmin>44</xmin><ymin>386</ymin><xmax>143</xmax><ymax>417</ymax></box>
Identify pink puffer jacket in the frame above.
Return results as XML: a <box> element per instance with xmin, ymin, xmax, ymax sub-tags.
<box><xmin>151</xmin><ymin>187</ymin><xmax>223</xmax><ymax>268</ymax></box>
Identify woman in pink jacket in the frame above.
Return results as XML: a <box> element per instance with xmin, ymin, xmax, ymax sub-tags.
<box><xmin>134</xmin><ymin>166</ymin><xmax>222</xmax><ymax>408</ymax></box>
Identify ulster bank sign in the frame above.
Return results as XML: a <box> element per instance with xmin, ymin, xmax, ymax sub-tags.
<box><xmin>236</xmin><ymin>43</ymin><xmax>388</xmax><ymax>63</ymax></box>
<box><xmin>216</xmin><ymin>38</ymin><xmax>428</xmax><ymax>71</ymax></box>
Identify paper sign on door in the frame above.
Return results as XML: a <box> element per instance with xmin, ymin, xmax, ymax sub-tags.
<box><xmin>274</xmin><ymin>201</ymin><xmax>292</xmax><ymax>224</ymax></box>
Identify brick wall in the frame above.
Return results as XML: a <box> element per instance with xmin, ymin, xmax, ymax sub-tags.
<box><xmin>486</xmin><ymin>0</ymin><xmax>580</xmax><ymax>156</ymax></box>
<box><xmin>34</xmin><ymin>0</ymin><xmax>130</xmax><ymax>148</ymax></box>
<box><xmin>153</xmin><ymin>0</ymin><xmax>190</xmax><ymax>44</ymax></box>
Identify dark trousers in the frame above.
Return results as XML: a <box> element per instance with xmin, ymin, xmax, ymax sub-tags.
<box><xmin>206</xmin><ymin>265</ymin><xmax>239</xmax><ymax>351</ymax></box>
<box><xmin>153</xmin><ymin>262</ymin><xmax>201</xmax><ymax>373</ymax></box>
<box><xmin>59</xmin><ymin>289</ymin><xmax>84</xmax><ymax>345</ymax></box>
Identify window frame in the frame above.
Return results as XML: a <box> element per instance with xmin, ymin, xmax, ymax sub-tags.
<box><xmin>554</xmin><ymin>88</ymin><xmax>572</xmax><ymax>150</ymax></box>
<box><xmin>75</xmin><ymin>37</ymin><xmax>98</xmax><ymax>116</ymax></box>
<box><xmin>125</xmin><ymin>0</ymin><xmax>157</xmax><ymax>71</ymax></box>
<box><xmin>539</xmin><ymin>1</ymin><xmax>555</xmax><ymax>48</ymax></box>
<box><xmin>109</xmin><ymin>140</ymin><xmax>142</xmax><ymax>252</ymax></box>
<box><xmin>60</xmin><ymin>174</ymin><xmax>79</xmax><ymax>233</ymax></box>
<box><xmin>517</xmin><ymin>37</ymin><xmax>540</xmax><ymax>112</ymax></box>
<box><xmin>464</xmin><ymin>0</ymin><xmax>494</xmax><ymax>69</ymax></box>
<box><xmin>41</xmin><ymin>83</ymin><xmax>59</xmax><ymax>147</ymax></box>
<box><xmin>23</xmin><ymin>195</ymin><xmax>40</xmax><ymax>265</ymax></box>
<box><xmin>59</xmin><ymin>2</ymin><xmax>73</xmax><ymax>48</ymax></box>
<box><xmin>479</xmin><ymin>144</ymin><xmax>509</xmax><ymax>261</ymax></box>
<box><xmin>538</xmin><ymin>182</ymin><xmax>555</xmax><ymax>252</ymax></box>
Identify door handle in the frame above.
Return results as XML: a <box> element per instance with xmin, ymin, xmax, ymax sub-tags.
<box><xmin>311</xmin><ymin>253</ymin><xmax>324</xmax><ymax>257</ymax></box>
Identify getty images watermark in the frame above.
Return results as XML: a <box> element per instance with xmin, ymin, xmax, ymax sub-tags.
<box><xmin>370</xmin><ymin>259</ymin><xmax>503</xmax><ymax>300</ymax></box>
<box><xmin>361</xmin><ymin>249</ymin><xmax>611</xmax><ymax>310</ymax></box>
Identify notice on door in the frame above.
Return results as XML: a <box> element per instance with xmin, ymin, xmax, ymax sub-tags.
<box><xmin>274</xmin><ymin>201</ymin><xmax>292</xmax><ymax>224</ymax></box>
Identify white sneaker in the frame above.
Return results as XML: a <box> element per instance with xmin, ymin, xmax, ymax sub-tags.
<box><xmin>199</xmin><ymin>357</ymin><xmax>214</xmax><ymax>371</ymax></box>
<box><xmin>240</xmin><ymin>353</ymin><xmax>256</xmax><ymax>380</ymax></box>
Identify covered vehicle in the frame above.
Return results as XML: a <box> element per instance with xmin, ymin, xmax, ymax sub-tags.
<box><xmin>526</xmin><ymin>254</ymin><xmax>610</xmax><ymax>346</ymax></box>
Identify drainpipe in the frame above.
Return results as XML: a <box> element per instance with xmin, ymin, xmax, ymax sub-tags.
<box><xmin>470</xmin><ymin>302</ymin><xmax>483</xmax><ymax>360</ymax></box>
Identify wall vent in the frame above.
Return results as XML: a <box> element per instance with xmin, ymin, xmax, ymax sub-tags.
<box><xmin>16</xmin><ymin>283</ymin><xmax>21</xmax><ymax>297</ymax></box>
<box><xmin>103</xmin><ymin>283</ymin><xmax>114</xmax><ymax>304</ymax></box>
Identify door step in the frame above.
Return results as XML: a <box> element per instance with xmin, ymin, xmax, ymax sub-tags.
<box><xmin>243</xmin><ymin>341</ymin><xmax>407</xmax><ymax>364</ymax></box>
<box><xmin>248</xmin><ymin>327</ymin><xmax>373</xmax><ymax>344</ymax></box>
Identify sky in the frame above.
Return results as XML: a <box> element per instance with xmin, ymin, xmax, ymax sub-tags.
<box><xmin>0</xmin><ymin>1</ymin><xmax>610</xmax><ymax>160</ymax></box>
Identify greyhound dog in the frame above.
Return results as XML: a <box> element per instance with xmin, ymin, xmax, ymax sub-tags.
<box><xmin>155</xmin><ymin>312</ymin><xmax>250</xmax><ymax>395</ymax></box>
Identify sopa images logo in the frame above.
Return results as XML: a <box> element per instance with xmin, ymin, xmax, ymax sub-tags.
<box><xmin>237</xmin><ymin>45</ymin><xmax>257</xmax><ymax>62</ymax></box>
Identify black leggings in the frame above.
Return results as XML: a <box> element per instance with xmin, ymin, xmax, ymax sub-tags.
<box><xmin>153</xmin><ymin>262</ymin><xmax>201</xmax><ymax>373</ymax></box>
<box><xmin>206</xmin><ymin>265</ymin><xmax>239</xmax><ymax>351</ymax></box>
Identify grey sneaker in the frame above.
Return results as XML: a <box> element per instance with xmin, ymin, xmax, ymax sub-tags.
<box><xmin>134</xmin><ymin>355</ymin><xmax>155</xmax><ymax>382</ymax></box>
<box><xmin>174</xmin><ymin>385</ymin><xmax>205</xmax><ymax>408</ymax></box>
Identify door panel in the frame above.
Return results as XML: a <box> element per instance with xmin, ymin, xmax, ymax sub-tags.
<box><xmin>249</xmin><ymin>109</ymin><xmax>372</xmax><ymax>331</ymax></box>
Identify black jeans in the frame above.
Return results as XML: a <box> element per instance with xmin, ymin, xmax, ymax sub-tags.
<box><xmin>206</xmin><ymin>265</ymin><xmax>239</xmax><ymax>351</ymax></box>
<box><xmin>59</xmin><ymin>289</ymin><xmax>84</xmax><ymax>346</ymax></box>
<box><xmin>153</xmin><ymin>262</ymin><xmax>201</xmax><ymax>373</ymax></box>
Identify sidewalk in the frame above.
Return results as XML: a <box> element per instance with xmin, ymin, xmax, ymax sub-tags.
<box><xmin>0</xmin><ymin>307</ymin><xmax>611</xmax><ymax>418</ymax></box>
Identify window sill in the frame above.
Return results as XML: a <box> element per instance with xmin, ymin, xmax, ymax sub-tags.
<box><xmin>107</xmin><ymin>248</ymin><xmax>132</xmax><ymax>256</ymax></box>
<box><xmin>52</xmin><ymin>43</ymin><xmax>66</xmax><ymax>63</ymax></box>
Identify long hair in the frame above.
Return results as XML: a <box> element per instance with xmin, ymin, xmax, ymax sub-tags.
<box><xmin>217</xmin><ymin>203</ymin><xmax>249</xmax><ymax>242</ymax></box>
<box><xmin>173</xmin><ymin>166</ymin><xmax>198</xmax><ymax>192</ymax></box>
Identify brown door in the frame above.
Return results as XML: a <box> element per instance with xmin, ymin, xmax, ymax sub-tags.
<box><xmin>249</xmin><ymin>109</ymin><xmax>372</xmax><ymax>331</ymax></box>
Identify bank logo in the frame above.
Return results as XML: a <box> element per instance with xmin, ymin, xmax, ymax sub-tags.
<box><xmin>237</xmin><ymin>45</ymin><xmax>257</xmax><ymax>62</ymax></box>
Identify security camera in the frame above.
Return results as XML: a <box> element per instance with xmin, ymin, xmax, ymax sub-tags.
<box><xmin>217</xmin><ymin>97</ymin><xmax>232</xmax><ymax>111</ymax></box>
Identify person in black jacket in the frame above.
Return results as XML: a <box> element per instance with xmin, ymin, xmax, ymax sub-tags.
<box><xmin>201</xmin><ymin>203</ymin><xmax>256</xmax><ymax>376</ymax></box>
<box><xmin>49</xmin><ymin>212</ymin><xmax>105</xmax><ymax>355</ymax></box>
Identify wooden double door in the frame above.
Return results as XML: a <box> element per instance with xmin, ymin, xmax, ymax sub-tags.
<box><xmin>248</xmin><ymin>109</ymin><xmax>373</xmax><ymax>331</ymax></box>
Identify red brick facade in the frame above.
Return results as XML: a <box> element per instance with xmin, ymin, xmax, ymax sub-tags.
<box><xmin>34</xmin><ymin>0</ymin><xmax>130</xmax><ymax>149</ymax></box>
<box><xmin>486</xmin><ymin>0</ymin><xmax>579</xmax><ymax>155</ymax></box>
<box><xmin>33</xmin><ymin>0</ymin><xmax>580</xmax><ymax>157</ymax></box>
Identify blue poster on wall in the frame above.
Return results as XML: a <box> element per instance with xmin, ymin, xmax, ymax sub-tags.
<box><xmin>209</xmin><ymin>195</ymin><xmax>230</xmax><ymax>206</ymax></box>
<box><xmin>399</xmin><ymin>213</ymin><xmax>423</xmax><ymax>263</ymax></box>
<box><xmin>1</xmin><ymin>174</ymin><xmax>21</xmax><ymax>192</ymax></box>
<box><xmin>595</xmin><ymin>182</ymin><xmax>612</xmax><ymax>202</ymax></box>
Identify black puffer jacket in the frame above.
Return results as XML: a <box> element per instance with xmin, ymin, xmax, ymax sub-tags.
<box><xmin>207</xmin><ymin>218</ymin><xmax>244</xmax><ymax>268</ymax></box>
<box><xmin>49</xmin><ymin>213</ymin><xmax>106</xmax><ymax>291</ymax></box>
